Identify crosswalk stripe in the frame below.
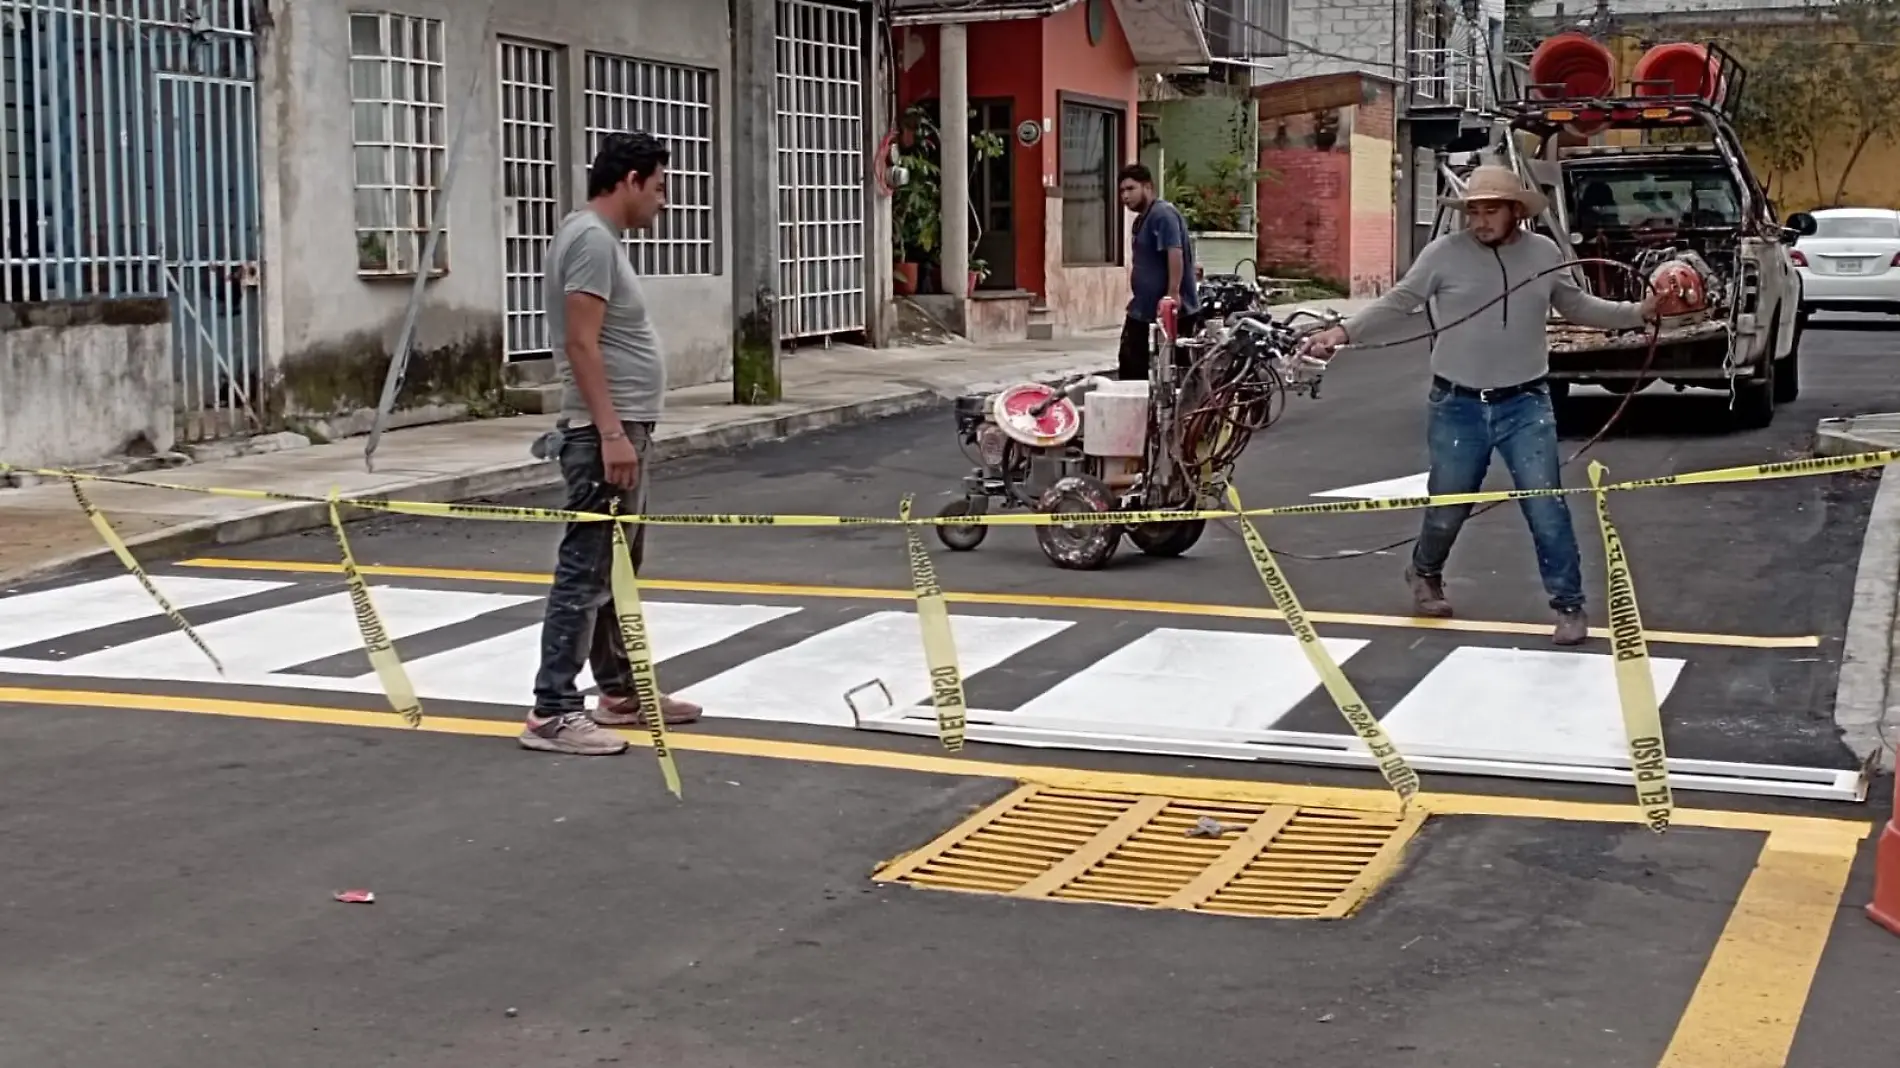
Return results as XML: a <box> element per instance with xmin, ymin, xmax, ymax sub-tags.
<box><xmin>1001</xmin><ymin>628</ymin><xmax>1369</xmax><ymax>733</ymax></box>
<box><xmin>18</xmin><ymin>587</ymin><xmax>535</xmax><ymax>684</ymax></box>
<box><xmin>0</xmin><ymin>575</ymin><xmax>287</xmax><ymax>651</ymax></box>
<box><xmin>1310</xmin><ymin>472</ymin><xmax>1431</xmax><ymax>500</ymax></box>
<box><xmin>1379</xmin><ymin>645</ymin><xmax>1688</xmax><ymax>765</ymax></box>
<box><xmin>390</xmin><ymin>601</ymin><xmax>801</xmax><ymax>706</ymax></box>
<box><xmin>674</xmin><ymin>610</ymin><xmax>1072</xmax><ymax>728</ymax></box>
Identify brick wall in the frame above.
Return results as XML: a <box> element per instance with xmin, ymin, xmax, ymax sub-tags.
<box><xmin>1256</xmin><ymin>110</ymin><xmax>1349</xmax><ymax>284</ymax></box>
<box><xmin>1255</xmin><ymin>80</ymin><xmax>1398</xmax><ymax>294</ymax></box>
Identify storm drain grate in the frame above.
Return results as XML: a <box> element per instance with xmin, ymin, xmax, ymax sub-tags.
<box><xmin>873</xmin><ymin>786</ymin><xmax>1425</xmax><ymax>919</ymax></box>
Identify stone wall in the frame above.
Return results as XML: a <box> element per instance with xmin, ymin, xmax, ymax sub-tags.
<box><xmin>0</xmin><ymin>300</ymin><xmax>174</xmax><ymax>470</ymax></box>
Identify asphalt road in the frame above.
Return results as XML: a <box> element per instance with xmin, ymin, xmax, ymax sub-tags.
<box><xmin>2</xmin><ymin>317</ymin><xmax>1898</xmax><ymax>1067</ymax></box>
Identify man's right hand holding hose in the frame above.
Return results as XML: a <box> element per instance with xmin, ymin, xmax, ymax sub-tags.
<box><xmin>1299</xmin><ymin>324</ymin><xmax>1348</xmax><ymax>361</ymax></box>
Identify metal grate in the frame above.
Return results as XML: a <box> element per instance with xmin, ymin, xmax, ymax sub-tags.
<box><xmin>348</xmin><ymin>10</ymin><xmax>447</xmax><ymax>276</ymax></box>
<box><xmin>774</xmin><ymin>0</ymin><xmax>865</xmax><ymax>340</ymax></box>
<box><xmin>582</xmin><ymin>51</ymin><xmax>716</xmax><ymax>277</ymax></box>
<box><xmin>874</xmin><ymin>786</ymin><xmax>1424</xmax><ymax>919</ymax></box>
<box><xmin>0</xmin><ymin>0</ymin><xmax>264</xmax><ymax>442</ymax></box>
<box><xmin>496</xmin><ymin>38</ymin><xmax>560</xmax><ymax>361</ymax></box>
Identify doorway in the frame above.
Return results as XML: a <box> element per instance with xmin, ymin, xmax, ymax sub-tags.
<box><xmin>971</xmin><ymin>98</ymin><xmax>1015</xmax><ymax>290</ymax></box>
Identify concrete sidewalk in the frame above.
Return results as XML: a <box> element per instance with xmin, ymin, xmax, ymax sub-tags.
<box><xmin>1829</xmin><ymin>413</ymin><xmax>1900</xmax><ymax>772</ymax></box>
<box><xmin>0</xmin><ymin>298</ymin><xmax>1365</xmax><ymax>587</ymax></box>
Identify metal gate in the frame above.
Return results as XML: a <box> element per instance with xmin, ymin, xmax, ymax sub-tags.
<box><xmin>0</xmin><ymin>0</ymin><xmax>264</xmax><ymax>442</ymax></box>
<box><xmin>497</xmin><ymin>38</ymin><xmax>560</xmax><ymax>362</ymax></box>
<box><xmin>774</xmin><ymin>0</ymin><xmax>866</xmax><ymax>341</ymax></box>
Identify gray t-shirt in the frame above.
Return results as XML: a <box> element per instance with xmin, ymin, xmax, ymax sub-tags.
<box><xmin>1342</xmin><ymin>230</ymin><xmax>1646</xmax><ymax>389</ymax></box>
<box><xmin>545</xmin><ymin>208</ymin><xmax>666</xmax><ymax>425</ymax></box>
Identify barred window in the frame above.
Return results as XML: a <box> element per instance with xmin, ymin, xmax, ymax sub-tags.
<box><xmin>582</xmin><ymin>53</ymin><xmax>718</xmax><ymax>277</ymax></box>
<box><xmin>348</xmin><ymin>11</ymin><xmax>447</xmax><ymax>276</ymax></box>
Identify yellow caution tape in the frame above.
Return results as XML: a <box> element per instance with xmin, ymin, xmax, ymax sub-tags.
<box><xmin>1605</xmin><ymin>447</ymin><xmax>1900</xmax><ymax>492</ymax></box>
<box><xmin>65</xmin><ymin>475</ymin><xmax>226</xmax><ymax>676</ymax></box>
<box><xmin>1588</xmin><ymin>463</ymin><xmax>1673</xmax><ymax>832</ymax></box>
<box><xmin>1224</xmin><ymin>486</ymin><xmax>1421</xmax><ymax>808</ymax></box>
<box><xmin>328</xmin><ymin>492</ymin><xmax>423</xmax><ymax>727</ymax></box>
<box><xmin>902</xmin><ymin>495</ymin><xmax>967</xmax><ymax>752</ymax></box>
<box><xmin>8</xmin><ymin>445</ymin><xmax>1900</xmax><ymax>530</ymax></box>
<box><xmin>608</xmin><ymin>499</ymin><xmax>684</xmax><ymax>799</ymax></box>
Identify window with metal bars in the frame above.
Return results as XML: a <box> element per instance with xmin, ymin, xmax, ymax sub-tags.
<box><xmin>582</xmin><ymin>52</ymin><xmax>719</xmax><ymax>277</ymax></box>
<box><xmin>348</xmin><ymin>11</ymin><xmax>448</xmax><ymax>277</ymax></box>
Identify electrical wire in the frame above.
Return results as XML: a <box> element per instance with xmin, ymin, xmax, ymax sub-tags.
<box><xmin>1228</xmin><ymin>255</ymin><xmax>1671</xmax><ymax>562</ymax></box>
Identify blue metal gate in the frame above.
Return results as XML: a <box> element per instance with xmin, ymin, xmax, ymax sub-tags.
<box><xmin>0</xmin><ymin>0</ymin><xmax>263</xmax><ymax>441</ymax></box>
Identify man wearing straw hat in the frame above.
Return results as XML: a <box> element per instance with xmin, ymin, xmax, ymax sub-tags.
<box><xmin>1301</xmin><ymin>164</ymin><xmax>1662</xmax><ymax>646</ymax></box>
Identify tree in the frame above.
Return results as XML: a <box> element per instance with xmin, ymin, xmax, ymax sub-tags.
<box><xmin>1732</xmin><ymin>0</ymin><xmax>1900</xmax><ymax>207</ymax></box>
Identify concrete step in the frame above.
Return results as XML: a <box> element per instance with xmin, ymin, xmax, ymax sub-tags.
<box><xmin>1027</xmin><ymin>303</ymin><xmax>1055</xmax><ymax>341</ymax></box>
<box><xmin>502</xmin><ymin>382</ymin><xmax>562</xmax><ymax>415</ymax></box>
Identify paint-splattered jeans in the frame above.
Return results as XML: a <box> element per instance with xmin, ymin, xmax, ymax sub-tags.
<box><xmin>531</xmin><ymin>420</ymin><xmax>654</xmax><ymax>715</ymax></box>
<box><xmin>1411</xmin><ymin>378</ymin><xmax>1585</xmax><ymax>612</ymax></box>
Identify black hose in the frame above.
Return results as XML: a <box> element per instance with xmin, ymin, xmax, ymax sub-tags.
<box><xmin>1250</xmin><ymin>255</ymin><xmax>1671</xmax><ymax>562</ymax></box>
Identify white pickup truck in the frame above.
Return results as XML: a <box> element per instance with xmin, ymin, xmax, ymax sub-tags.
<box><xmin>1434</xmin><ymin>58</ymin><xmax>1809</xmax><ymax>429</ymax></box>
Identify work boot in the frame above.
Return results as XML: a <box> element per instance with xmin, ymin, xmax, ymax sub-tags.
<box><xmin>1404</xmin><ymin>567</ymin><xmax>1453</xmax><ymax>618</ymax></box>
<box><xmin>592</xmin><ymin>693</ymin><xmax>703</xmax><ymax>727</ymax></box>
<box><xmin>1553</xmin><ymin>608</ymin><xmax>1589</xmax><ymax>647</ymax></box>
<box><xmin>518</xmin><ymin>711</ymin><xmax>630</xmax><ymax>755</ymax></box>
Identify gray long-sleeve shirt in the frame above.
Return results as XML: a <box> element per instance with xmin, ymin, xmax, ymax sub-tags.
<box><xmin>1342</xmin><ymin>230</ymin><xmax>1647</xmax><ymax>389</ymax></box>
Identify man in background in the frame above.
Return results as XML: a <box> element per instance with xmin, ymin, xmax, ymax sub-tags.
<box><xmin>1115</xmin><ymin>163</ymin><xmax>1200</xmax><ymax>380</ymax></box>
<box><xmin>521</xmin><ymin>131</ymin><xmax>705</xmax><ymax>756</ymax></box>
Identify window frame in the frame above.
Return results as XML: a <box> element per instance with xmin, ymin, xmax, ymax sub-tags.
<box><xmin>581</xmin><ymin>51</ymin><xmax>721</xmax><ymax>278</ymax></box>
<box><xmin>347</xmin><ymin>10</ymin><xmax>449</xmax><ymax>279</ymax></box>
<box><xmin>1056</xmin><ymin>91</ymin><xmax>1127</xmax><ymax>269</ymax></box>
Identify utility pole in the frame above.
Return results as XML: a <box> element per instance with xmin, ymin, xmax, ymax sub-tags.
<box><xmin>730</xmin><ymin>0</ymin><xmax>781</xmax><ymax>404</ymax></box>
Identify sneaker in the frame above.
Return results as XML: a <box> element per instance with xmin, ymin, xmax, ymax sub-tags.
<box><xmin>518</xmin><ymin>711</ymin><xmax>630</xmax><ymax>755</ymax></box>
<box><xmin>592</xmin><ymin>693</ymin><xmax>703</xmax><ymax>727</ymax></box>
<box><xmin>1404</xmin><ymin>567</ymin><xmax>1453</xmax><ymax>618</ymax></box>
<box><xmin>1553</xmin><ymin>608</ymin><xmax>1589</xmax><ymax>647</ymax></box>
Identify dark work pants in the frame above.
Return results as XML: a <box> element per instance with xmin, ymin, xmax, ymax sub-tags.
<box><xmin>530</xmin><ymin>420</ymin><xmax>654</xmax><ymax>715</ymax></box>
<box><xmin>1117</xmin><ymin>310</ymin><xmax>1203</xmax><ymax>380</ymax></box>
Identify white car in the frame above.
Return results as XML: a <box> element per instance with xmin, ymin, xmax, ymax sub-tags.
<box><xmin>1792</xmin><ymin>207</ymin><xmax>1900</xmax><ymax>322</ymax></box>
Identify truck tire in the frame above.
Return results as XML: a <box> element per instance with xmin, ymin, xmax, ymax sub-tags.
<box><xmin>1773</xmin><ymin>346</ymin><xmax>1800</xmax><ymax>404</ymax></box>
<box><xmin>1733</xmin><ymin>358</ymin><xmax>1776</xmax><ymax>430</ymax></box>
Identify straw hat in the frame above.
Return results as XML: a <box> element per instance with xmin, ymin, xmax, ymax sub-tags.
<box><xmin>1448</xmin><ymin>164</ymin><xmax>1549</xmax><ymax>217</ymax></box>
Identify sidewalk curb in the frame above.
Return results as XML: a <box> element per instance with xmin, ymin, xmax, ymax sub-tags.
<box><xmin>2</xmin><ymin>367</ymin><xmax>1111</xmax><ymax>590</ymax></box>
<box><xmin>1837</xmin><ymin>459</ymin><xmax>1900</xmax><ymax>773</ymax></box>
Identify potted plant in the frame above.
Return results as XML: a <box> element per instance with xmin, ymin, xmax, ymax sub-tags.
<box><xmin>891</xmin><ymin>105</ymin><xmax>1007</xmax><ymax>295</ymax></box>
<box><xmin>969</xmin><ymin>257</ymin><xmax>990</xmax><ymax>293</ymax></box>
<box><xmin>1165</xmin><ymin>153</ymin><xmax>1276</xmax><ymax>274</ymax></box>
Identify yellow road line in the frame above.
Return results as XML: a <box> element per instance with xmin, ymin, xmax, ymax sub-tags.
<box><xmin>0</xmin><ymin>685</ymin><xmax>1872</xmax><ymax>841</ymax></box>
<box><xmin>176</xmin><ymin>557</ymin><xmax>1819</xmax><ymax>650</ymax></box>
<box><xmin>1657</xmin><ymin>830</ymin><xmax>1861</xmax><ymax>1067</ymax></box>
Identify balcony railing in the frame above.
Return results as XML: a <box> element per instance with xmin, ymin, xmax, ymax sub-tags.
<box><xmin>1408</xmin><ymin>20</ymin><xmax>1491</xmax><ymax>112</ymax></box>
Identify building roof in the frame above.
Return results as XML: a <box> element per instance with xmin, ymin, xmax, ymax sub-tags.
<box><xmin>889</xmin><ymin>0</ymin><xmax>1078</xmax><ymax>24</ymax></box>
<box><xmin>891</xmin><ymin>0</ymin><xmax>1208</xmax><ymax>67</ymax></box>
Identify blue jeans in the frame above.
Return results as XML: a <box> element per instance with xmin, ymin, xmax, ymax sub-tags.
<box><xmin>1411</xmin><ymin>380</ymin><xmax>1585</xmax><ymax>612</ymax></box>
<box><xmin>531</xmin><ymin>421</ymin><xmax>653</xmax><ymax>715</ymax></box>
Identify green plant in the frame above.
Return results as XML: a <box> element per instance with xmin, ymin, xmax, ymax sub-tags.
<box><xmin>1165</xmin><ymin>152</ymin><xmax>1275</xmax><ymax>233</ymax></box>
<box><xmin>891</xmin><ymin>104</ymin><xmax>1006</xmax><ymax>266</ymax></box>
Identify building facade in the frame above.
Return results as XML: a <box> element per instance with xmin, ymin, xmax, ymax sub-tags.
<box><xmin>0</xmin><ymin>0</ymin><xmax>881</xmax><ymax>457</ymax></box>
<box><xmin>888</xmin><ymin>0</ymin><xmax>1208</xmax><ymax>340</ymax></box>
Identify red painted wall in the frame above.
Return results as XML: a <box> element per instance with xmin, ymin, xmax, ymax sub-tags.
<box><xmin>893</xmin><ymin>3</ymin><xmax>1138</xmax><ymax>302</ymax></box>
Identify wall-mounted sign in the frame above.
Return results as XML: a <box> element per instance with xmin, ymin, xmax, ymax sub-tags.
<box><xmin>1017</xmin><ymin>119</ymin><xmax>1042</xmax><ymax>147</ymax></box>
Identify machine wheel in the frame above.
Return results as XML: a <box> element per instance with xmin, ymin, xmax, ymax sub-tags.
<box><xmin>934</xmin><ymin>499</ymin><xmax>987</xmax><ymax>551</ymax></box>
<box><xmin>1733</xmin><ymin>358</ymin><xmax>1777</xmax><ymax>430</ymax></box>
<box><xmin>1127</xmin><ymin>517</ymin><xmax>1206</xmax><ymax>557</ymax></box>
<box><xmin>1035</xmin><ymin>476</ymin><xmax>1121</xmax><ymax>570</ymax></box>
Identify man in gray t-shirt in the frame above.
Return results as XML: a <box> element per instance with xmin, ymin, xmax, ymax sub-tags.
<box><xmin>521</xmin><ymin>131</ymin><xmax>704</xmax><ymax>757</ymax></box>
<box><xmin>1303</xmin><ymin>165</ymin><xmax>1660</xmax><ymax>646</ymax></box>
